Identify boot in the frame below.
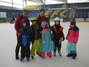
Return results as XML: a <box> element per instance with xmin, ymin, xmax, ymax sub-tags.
<box><xmin>72</xmin><ymin>57</ymin><xmax>76</xmax><ymax>59</ymax></box>
<box><xmin>66</xmin><ymin>54</ymin><xmax>72</xmax><ymax>57</ymax></box>
<box><xmin>31</xmin><ymin>57</ymin><xmax>34</xmax><ymax>59</ymax></box>
<box><xmin>27</xmin><ymin>58</ymin><xmax>29</xmax><ymax>62</ymax></box>
<box><xmin>72</xmin><ymin>53</ymin><xmax>77</xmax><ymax>59</ymax></box>
<box><xmin>20</xmin><ymin>58</ymin><xmax>23</xmax><ymax>62</ymax></box>
<box><xmin>36</xmin><ymin>52</ymin><xmax>41</xmax><ymax>56</ymax></box>
<box><xmin>53</xmin><ymin>52</ymin><xmax>56</xmax><ymax>56</ymax></box>
<box><xmin>15</xmin><ymin>53</ymin><xmax>19</xmax><ymax>60</ymax></box>
<box><xmin>58</xmin><ymin>51</ymin><xmax>62</xmax><ymax>56</ymax></box>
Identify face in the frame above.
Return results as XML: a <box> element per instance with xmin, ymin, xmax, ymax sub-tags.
<box><xmin>23</xmin><ymin>12</ymin><xmax>28</xmax><ymax>17</ymax></box>
<box><xmin>32</xmin><ymin>21</ymin><xmax>37</xmax><ymax>25</ymax></box>
<box><xmin>70</xmin><ymin>25</ymin><xmax>75</xmax><ymax>27</ymax></box>
<box><xmin>55</xmin><ymin>21</ymin><xmax>60</xmax><ymax>25</ymax></box>
<box><xmin>23</xmin><ymin>23</ymin><xmax>26</xmax><ymax>27</ymax></box>
<box><xmin>40</xmin><ymin>11</ymin><xmax>45</xmax><ymax>16</ymax></box>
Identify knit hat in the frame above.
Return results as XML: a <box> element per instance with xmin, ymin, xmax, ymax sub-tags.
<box><xmin>70</xmin><ymin>20</ymin><xmax>76</xmax><ymax>25</ymax></box>
<box><xmin>22</xmin><ymin>18</ymin><xmax>29</xmax><ymax>26</ymax></box>
<box><xmin>40</xmin><ymin>9</ymin><xmax>45</xmax><ymax>12</ymax></box>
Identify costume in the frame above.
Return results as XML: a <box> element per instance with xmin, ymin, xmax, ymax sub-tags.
<box><xmin>40</xmin><ymin>21</ymin><xmax>52</xmax><ymax>58</ymax></box>
<box><xmin>66</xmin><ymin>20</ymin><xmax>79</xmax><ymax>59</ymax></box>
<box><xmin>52</xmin><ymin>24</ymin><xmax>65</xmax><ymax>56</ymax></box>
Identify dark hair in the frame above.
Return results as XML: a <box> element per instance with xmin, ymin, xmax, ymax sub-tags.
<box><xmin>55</xmin><ymin>20</ymin><xmax>60</xmax><ymax>23</ymax></box>
<box><xmin>22</xmin><ymin>10</ymin><xmax>28</xmax><ymax>14</ymax></box>
<box><xmin>22</xmin><ymin>18</ymin><xmax>29</xmax><ymax>26</ymax></box>
<box><xmin>31</xmin><ymin>20</ymin><xmax>37</xmax><ymax>22</ymax></box>
<box><xmin>40</xmin><ymin>9</ymin><xmax>45</xmax><ymax>12</ymax></box>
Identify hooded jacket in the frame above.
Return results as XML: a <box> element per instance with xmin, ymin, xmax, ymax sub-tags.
<box><xmin>66</xmin><ymin>26</ymin><xmax>79</xmax><ymax>43</ymax></box>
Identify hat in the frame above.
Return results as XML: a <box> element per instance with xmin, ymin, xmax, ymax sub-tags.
<box><xmin>70</xmin><ymin>20</ymin><xmax>76</xmax><ymax>25</ymax></box>
<box><xmin>31</xmin><ymin>17</ymin><xmax>37</xmax><ymax>22</ymax></box>
<box><xmin>54</xmin><ymin>17</ymin><xmax>60</xmax><ymax>21</ymax></box>
<box><xmin>22</xmin><ymin>18</ymin><xmax>29</xmax><ymax>26</ymax></box>
<box><xmin>40</xmin><ymin>9</ymin><xmax>45</xmax><ymax>12</ymax></box>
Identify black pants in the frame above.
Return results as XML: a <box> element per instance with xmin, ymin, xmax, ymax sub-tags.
<box><xmin>21</xmin><ymin>44</ymin><xmax>30</xmax><ymax>58</ymax></box>
<box><xmin>54</xmin><ymin>39</ymin><xmax>62</xmax><ymax>53</ymax></box>
<box><xmin>15</xmin><ymin>35</ymin><xmax>22</xmax><ymax>53</ymax></box>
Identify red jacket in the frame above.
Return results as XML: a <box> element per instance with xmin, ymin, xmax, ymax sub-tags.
<box><xmin>66</xmin><ymin>26</ymin><xmax>79</xmax><ymax>43</ymax></box>
<box><xmin>14</xmin><ymin>15</ymin><xmax>29</xmax><ymax>35</ymax></box>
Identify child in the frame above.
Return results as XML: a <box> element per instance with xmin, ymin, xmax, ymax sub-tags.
<box><xmin>30</xmin><ymin>17</ymin><xmax>41</xmax><ymax>59</ymax></box>
<box><xmin>40</xmin><ymin>21</ymin><xmax>52</xmax><ymax>58</ymax></box>
<box><xmin>52</xmin><ymin>17</ymin><xmax>65</xmax><ymax>56</ymax></box>
<box><xmin>66</xmin><ymin>19</ymin><xmax>79</xmax><ymax>59</ymax></box>
<box><xmin>19</xmin><ymin>18</ymin><xmax>32</xmax><ymax>62</ymax></box>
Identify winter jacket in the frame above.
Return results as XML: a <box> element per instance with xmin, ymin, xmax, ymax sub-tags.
<box><xmin>52</xmin><ymin>24</ymin><xmax>65</xmax><ymax>41</ymax></box>
<box><xmin>19</xmin><ymin>27</ymin><xmax>33</xmax><ymax>46</ymax></box>
<box><xmin>66</xmin><ymin>26</ymin><xmax>79</xmax><ymax>43</ymax></box>
<box><xmin>14</xmin><ymin>15</ymin><xmax>30</xmax><ymax>35</ymax></box>
<box><xmin>30</xmin><ymin>24</ymin><xmax>41</xmax><ymax>44</ymax></box>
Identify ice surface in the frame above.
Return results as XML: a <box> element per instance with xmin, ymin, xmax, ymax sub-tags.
<box><xmin>0</xmin><ymin>22</ymin><xmax>89</xmax><ymax>67</ymax></box>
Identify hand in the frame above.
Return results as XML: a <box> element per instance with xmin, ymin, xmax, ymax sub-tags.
<box><xmin>18</xmin><ymin>33</ymin><xmax>20</xmax><ymax>36</ymax></box>
<box><xmin>44</xmin><ymin>42</ymin><xmax>46</xmax><ymax>44</ymax></box>
<box><xmin>74</xmin><ymin>42</ymin><xmax>76</xmax><ymax>44</ymax></box>
<box><xmin>59</xmin><ymin>39</ymin><xmax>62</xmax><ymax>44</ymax></box>
<box><xmin>63</xmin><ymin>37</ymin><xmax>65</xmax><ymax>41</ymax></box>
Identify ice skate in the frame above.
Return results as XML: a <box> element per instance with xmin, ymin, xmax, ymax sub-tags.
<box><xmin>31</xmin><ymin>57</ymin><xmax>34</xmax><ymax>59</ymax></box>
<box><xmin>53</xmin><ymin>52</ymin><xmax>56</xmax><ymax>56</ymax></box>
<box><xmin>58</xmin><ymin>51</ymin><xmax>62</xmax><ymax>56</ymax></box>
<box><xmin>27</xmin><ymin>58</ymin><xmax>29</xmax><ymax>62</ymax></box>
<box><xmin>20</xmin><ymin>58</ymin><xmax>23</xmax><ymax>62</ymax></box>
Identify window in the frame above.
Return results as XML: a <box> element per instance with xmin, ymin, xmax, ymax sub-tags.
<box><xmin>0</xmin><ymin>12</ymin><xmax>6</xmax><ymax>18</ymax></box>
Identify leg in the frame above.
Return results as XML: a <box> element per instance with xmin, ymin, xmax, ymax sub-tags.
<box><xmin>21</xmin><ymin>44</ymin><xmax>25</xmax><ymax>58</ymax></box>
<box><xmin>53</xmin><ymin>40</ymin><xmax>58</xmax><ymax>56</ymax></box>
<box><xmin>25</xmin><ymin>44</ymin><xmax>30</xmax><ymax>61</ymax></box>
<box><xmin>71</xmin><ymin>51</ymin><xmax>77</xmax><ymax>59</ymax></box>
<box><xmin>20</xmin><ymin>44</ymin><xmax>25</xmax><ymax>61</ymax></box>
<box><xmin>15</xmin><ymin>35</ymin><xmax>21</xmax><ymax>60</ymax></box>
<box><xmin>25</xmin><ymin>45</ymin><xmax>30</xmax><ymax>58</ymax></box>
<box><xmin>58</xmin><ymin>43</ymin><xmax>62</xmax><ymax>56</ymax></box>
<box><xmin>36</xmin><ymin>39</ymin><xmax>41</xmax><ymax>56</ymax></box>
<box><xmin>31</xmin><ymin>40</ymin><xmax>36</xmax><ymax>58</ymax></box>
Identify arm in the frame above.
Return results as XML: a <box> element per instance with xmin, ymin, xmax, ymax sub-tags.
<box><xmin>66</xmin><ymin>30</ymin><xmax>69</xmax><ymax>40</ymax></box>
<box><xmin>75</xmin><ymin>31</ymin><xmax>79</xmax><ymax>43</ymax></box>
<box><xmin>42</xmin><ymin>30</ymin><xmax>45</xmax><ymax>44</ymax></box>
<box><xmin>61</xmin><ymin>30</ymin><xmax>65</xmax><ymax>41</ymax></box>
<box><xmin>14</xmin><ymin>18</ymin><xmax>19</xmax><ymax>35</ymax></box>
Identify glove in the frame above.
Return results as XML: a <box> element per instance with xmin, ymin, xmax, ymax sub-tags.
<box><xmin>74</xmin><ymin>42</ymin><xmax>76</xmax><ymax>44</ymax></box>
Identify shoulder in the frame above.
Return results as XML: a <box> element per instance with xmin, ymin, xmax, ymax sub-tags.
<box><xmin>60</xmin><ymin>26</ymin><xmax>63</xmax><ymax>29</ymax></box>
<box><xmin>69</xmin><ymin>27</ymin><xmax>71</xmax><ymax>30</ymax></box>
<box><xmin>73</xmin><ymin>26</ymin><xmax>79</xmax><ymax>31</ymax></box>
<box><xmin>19</xmin><ymin>27</ymin><xmax>23</xmax><ymax>30</ymax></box>
<box><xmin>52</xmin><ymin>25</ymin><xmax>55</xmax><ymax>27</ymax></box>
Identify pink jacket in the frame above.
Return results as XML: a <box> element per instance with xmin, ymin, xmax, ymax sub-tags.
<box><xmin>66</xmin><ymin>26</ymin><xmax>79</xmax><ymax>43</ymax></box>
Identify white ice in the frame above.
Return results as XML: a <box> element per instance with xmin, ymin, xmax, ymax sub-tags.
<box><xmin>0</xmin><ymin>22</ymin><xmax>89</xmax><ymax>67</ymax></box>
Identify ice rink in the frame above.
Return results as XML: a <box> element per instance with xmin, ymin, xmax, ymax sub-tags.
<box><xmin>0</xmin><ymin>22</ymin><xmax>89</xmax><ymax>67</ymax></box>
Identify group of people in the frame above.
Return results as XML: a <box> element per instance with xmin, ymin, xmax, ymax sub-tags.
<box><xmin>14</xmin><ymin>9</ymin><xmax>79</xmax><ymax>62</ymax></box>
